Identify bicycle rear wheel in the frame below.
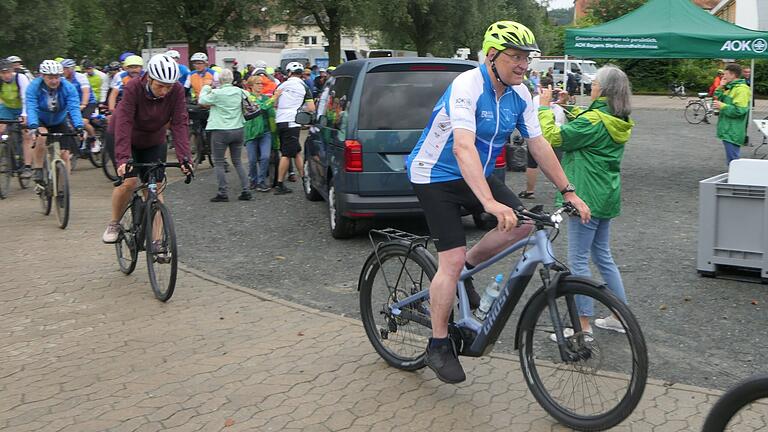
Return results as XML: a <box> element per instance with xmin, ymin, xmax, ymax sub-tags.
<box><xmin>116</xmin><ymin>197</ymin><xmax>140</xmax><ymax>274</ymax></box>
<box><xmin>88</xmin><ymin>134</ymin><xmax>104</xmax><ymax>168</ymax></box>
<box><xmin>102</xmin><ymin>134</ymin><xmax>118</xmax><ymax>181</ymax></box>
<box><xmin>359</xmin><ymin>242</ymin><xmax>439</xmax><ymax>371</ymax></box>
<box><xmin>145</xmin><ymin>201</ymin><xmax>178</xmax><ymax>302</ymax></box>
<box><xmin>519</xmin><ymin>279</ymin><xmax>647</xmax><ymax>431</ymax></box>
<box><xmin>53</xmin><ymin>160</ymin><xmax>69</xmax><ymax>229</ymax></box>
<box><xmin>685</xmin><ymin>101</ymin><xmax>706</xmax><ymax>124</ymax></box>
<box><xmin>702</xmin><ymin>373</ymin><xmax>768</xmax><ymax>432</ymax></box>
<box><xmin>0</xmin><ymin>142</ymin><xmax>11</xmax><ymax>199</ymax></box>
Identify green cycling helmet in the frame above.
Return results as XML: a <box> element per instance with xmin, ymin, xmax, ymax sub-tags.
<box><xmin>482</xmin><ymin>21</ymin><xmax>539</xmax><ymax>54</ymax></box>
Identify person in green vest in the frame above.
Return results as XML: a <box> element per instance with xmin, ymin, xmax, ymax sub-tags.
<box><xmin>713</xmin><ymin>63</ymin><xmax>751</xmax><ymax>166</ymax></box>
<box><xmin>0</xmin><ymin>58</ymin><xmax>33</xmax><ymax>178</ymax></box>
<box><xmin>538</xmin><ymin>64</ymin><xmax>634</xmax><ymax>339</ymax></box>
<box><xmin>243</xmin><ymin>75</ymin><xmax>279</xmax><ymax>192</ymax></box>
<box><xmin>83</xmin><ymin>60</ymin><xmax>108</xmax><ymax>105</ymax></box>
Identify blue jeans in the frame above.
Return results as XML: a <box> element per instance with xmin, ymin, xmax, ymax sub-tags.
<box><xmin>568</xmin><ymin>217</ymin><xmax>628</xmax><ymax>317</ymax></box>
<box><xmin>723</xmin><ymin>141</ymin><xmax>740</xmax><ymax>166</ymax></box>
<box><xmin>245</xmin><ymin>132</ymin><xmax>271</xmax><ymax>185</ymax></box>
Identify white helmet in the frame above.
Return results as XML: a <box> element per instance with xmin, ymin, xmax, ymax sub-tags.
<box><xmin>6</xmin><ymin>55</ymin><xmax>22</xmax><ymax>63</ymax></box>
<box><xmin>285</xmin><ymin>61</ymin><xmax>304</xmax><ymax>74</ymax></box>
<box><xmin>255</xmin><ymin>60</ymin><xmax>267</xmax><ymax>69</ymax></box>
<box><xmin>39</xmin><ymin>60</ymin><xmax>63</xmax><ymax>75</ymax></box>
<box><xmin>164</xmin><ymin>50</ymin><xmax>181</xmax><ymax>60</ymax></box>
<box><xmin>190</xmin><ymin>52</ymin><xmax>208</xmax><ymax>63</ymax></box>
<box><xmin>147</xmin><ymin>54</ymin><xmax>180</xmax><ymax>84</ymax></box>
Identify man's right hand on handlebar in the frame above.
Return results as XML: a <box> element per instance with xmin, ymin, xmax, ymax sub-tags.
<box><xmin>483</xmin><ymin>200</ymin><xmax>519</xmax><ymax>232</ymax></box>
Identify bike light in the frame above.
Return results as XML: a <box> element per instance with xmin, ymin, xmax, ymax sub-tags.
<box><xmin>344</xmin><ymin>140</ymin><xmax>363</xmax><ymax>172</ymax></box>
<box><xmin>0</xmin><ymin>134</ymin><xmax>7</xmax><ymax>140</ymax></box>
<box><xmin>551</xmin><ymin>214</ymin><xmax>563</xmax><ymax>224</ymax></box>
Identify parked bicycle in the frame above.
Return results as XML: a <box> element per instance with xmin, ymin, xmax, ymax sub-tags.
<box><xmin>113</xmin><ymin>160</ymin><xmax>193</xmax><ymax>302</ymax></box>
<box><xmin>0</xmin><ymin>119</ymin><xmax>31</xmax><ymax>198</ymax></box>
<box><xmin>359</xmin><ymin>204</ymin><xmax>648</xmax><ymax>431</ymax></box>
<box><xmin>34</xmin><ymin>130</ymin><xmax>80</xmax><ymax>229</ymax></box>
<box><xmin>685</xmin><ymin>93</ymin><xmax>716</xmax><ymax>125</ymax></box>
<box><xmin>669</xmin><ymin>81</ymin><xmax>687</xmax><ymax>99</ymax></box>
<box><xmin>701</xmin><ymin>373</ymin><xmax>768</xmax><ymax>432</ymax></box>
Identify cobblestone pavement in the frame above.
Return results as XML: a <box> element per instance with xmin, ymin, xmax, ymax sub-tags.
<box><xmin>1</xmin><ymin>164</ymin><xmax>767</xmax><ymax>431</ymax></box>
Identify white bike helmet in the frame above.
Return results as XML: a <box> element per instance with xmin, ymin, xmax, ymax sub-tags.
<box><xmin>39</xmin><ymin>60</ymin><xmax>63</xmax><ymax>75</ymax></box>
<box><xmin>285</xmin><ymin>61</ymin><xmax>304</xmax><ymax>74</ymax></box>
<box><xmin>164</xmin><ymin>50</ymin><xmax>181</xmax><ymax>60</ymax></box>
<box><xmin>146</xmin><ymin>54</ymin><xmax>180</xmax><ymax>84</ymax></box>
<box><xmin>6</xmin><ymin>55</ymin><xmax>22</xmax><ymax>63</ymax></box>
<box><xmin>60</xmin><ymin>58</ymin><xmax>77</xmax><ymax>68</ymax></box>
<box><xmin>190</xmin><ymin>52</ymin><xmax>208</xmax><ymax>63</ymax></box>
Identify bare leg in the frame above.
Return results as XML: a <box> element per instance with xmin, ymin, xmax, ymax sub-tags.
<box><xmin>294</xmin><ymin>153</ymin><xmax>304</xmax><ymax>177</ymax></box>
<box><xmin>110</xmin><ymin>178</ymin><xmax>138</xmax><ymax>222</ymax></box>
<box><xmin>465</xmin><ymin>224</ymin><xmax>534</xmax><ymax>267</ymax></box>
<box><xmin>277</xmin><ymin>156</ymin><xmax>289</xmax><ymax>182</ymax></box>
<box><xmin>524</xmin><ymin>167</ymin><xmax>539</xmax><ymax>194</ymax></box>
<box><xmin>430</xmin><ymin>247</ymin><xmax>466</xmax><ymax>338</ymax></box>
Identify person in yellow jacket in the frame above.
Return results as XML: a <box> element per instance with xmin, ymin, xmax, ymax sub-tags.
<box><xmin>713</xmin><ymin>63</ymin><xmax>751</xmax><ymax>166</ymax></box>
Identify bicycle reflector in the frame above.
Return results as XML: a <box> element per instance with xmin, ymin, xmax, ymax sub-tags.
<box><xmin>344</xmin><ymin>139</ymin><xmax>363</xmax><ymax>172</ymax></box>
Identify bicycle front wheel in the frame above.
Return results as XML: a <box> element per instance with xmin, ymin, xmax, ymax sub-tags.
<box><xmin>53</xmin><ymin>160</ymin><xmax>70</xmax><ymax>229</ymax></box>
<box><xmin>519</xmin><ymin>279</ymin><xmax>647</xmax><ymax>431</ymax></box>
<box><xmin>702</xmin><ymin>374</ymin><xmax>768</xmax><ymax>432</ymax></box>
<box><xmin>0</xmin><ymin>142</ymin><xmax>11</xmax><ymax>199</ymax></box>
<box><xmin>145</xmin><ymin>201</ymin><xmax>178</xmax><ymax>302</ymax></box>
<box><xmin>359</xmin><ymin>242</ymin><xmax>439</xmax><ymax>371</ymax></box>
<box><xmin>116</xmin><ymin>197</ymin><xmax>140</xmax><ymax>274</ymax></box>
<box><xmin>685</xmin><ymin>101</ymin><xmax>707</xmax><ymax>124</ymax></box>
<box><xmin>39</xmin><ymin>161</ymin><xmax>52</xmax><ymax>215</ymax></box>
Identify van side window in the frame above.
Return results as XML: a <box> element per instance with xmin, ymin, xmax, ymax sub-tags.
<box><xmin>554</xmin><ymin>62</ymin><xmax>564</xmax><ymax>74</ymax></box>
<box><xmin>327</xmin><ymin>76</ymin><xmax>353</xmax><ymax>130</ymax></box>
<box><xmin>571</xmin><ymin>63</ymin><xmax>580</xmax><ymax>73</ymax></box>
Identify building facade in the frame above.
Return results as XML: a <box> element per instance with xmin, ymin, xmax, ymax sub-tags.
<box><xmin>711</xmin><ymin>0</ymin><xmax>768</xmax><ymax>30</ymax></box>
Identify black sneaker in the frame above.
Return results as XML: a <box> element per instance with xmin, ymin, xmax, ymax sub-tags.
<box><xmin>238</xmin><ymin>191</ymin><xmax>252</xmax><ymax>201</ymax></box>
<box><xmin>210</xmin><ymin>194</ymin><xmax>229</xmax><ymax>202</ymax></box>
<box><xmin>273</xmin><ymin>184</ymin><xmax>292</xmax><ymax>195</ymax></box>
<box><xmin>425</xmin><ymin>338</ymin><xmax>466</xmax><ymax>384</ymax></box>
<box><xmin>464</xmin><ymin>277</ymin><xmax>481</xmax><ymax>310</ymax></box>
<box><xmin>33</xmin><ymin>168</ymin><xmax>44</xmax><ymax>184</ymax></box>
<box><xmin>256</xmin><ymin>182</ymin><xmax>271</xmax><ymax>192</ymax></box>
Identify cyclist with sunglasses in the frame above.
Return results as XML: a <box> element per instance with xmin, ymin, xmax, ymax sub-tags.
<box><xmin>406</xmin><ymin>21</ymin><xmax>591</xmax><ymax>384</ymax></box>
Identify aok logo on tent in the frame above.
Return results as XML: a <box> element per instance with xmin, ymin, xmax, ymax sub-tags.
<box><xmin>720</xmin><ymin>38</ymin><xmax>768</xmax><ymax>53</ymax></box>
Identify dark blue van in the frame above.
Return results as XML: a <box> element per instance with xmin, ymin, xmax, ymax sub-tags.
<box><xmin>301</xmin><ymin>58</ymin><xmax>507</xmax><ymax>238</ymax></box>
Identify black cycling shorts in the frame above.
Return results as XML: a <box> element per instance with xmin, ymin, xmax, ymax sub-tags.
<box><xmin>40</xmin><ymin>122</ymin><xmax>76</xmax><ymax>152</ymax></box>
<box><xmin>412</xmin><ymin>175</ymin><xmax>523</xmax><ymax>252</ymax></box>
<box><xmin>125</xmin><ymin>143</ymin><xmax>168</xmax><ymax>182</ymax></box>
<box><xmin>277</xmin><ymin>123</ymin><xmax>301</xmax><ymax>157</ymax></box>
<box><xmin>81</xmin><ymin>103</ymin><xmax>97</xmax><ymax>119</ymax></box>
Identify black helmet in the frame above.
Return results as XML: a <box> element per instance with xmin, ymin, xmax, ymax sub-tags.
<box><xmin>82</xmin><ymin>59</ymin><xmax>95</xmax><ymax>69</ymax></box>
<box><xmin>108</xmin><ymin>61</ymin><xmax>121</xmax><ymax>71</ymax></box>
<box><xmin>0</xmin><ymin>58</ymin><xmax>12</xmax><ymax>71</ymax></box>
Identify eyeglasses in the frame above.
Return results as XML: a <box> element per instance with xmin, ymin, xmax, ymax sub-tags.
<box><xmin>500</xmin><ymin>51</ymin><xmax>531</xmax><ymax>64</ymax></box>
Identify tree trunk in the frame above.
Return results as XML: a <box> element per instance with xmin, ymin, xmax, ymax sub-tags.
<box><xmin>188</xmin><ymin>35</ymin><xmax>208</xmax><ymax>59</ymax></box>
<box><xmin>328</xmin><ymin>24</ymin><xmax>341</xmax><ymax>66</ymax></box>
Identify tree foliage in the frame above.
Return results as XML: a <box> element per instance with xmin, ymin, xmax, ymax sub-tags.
<box><xmin>0</xmin><ymin>0</ymin><xmax>72</xmax><ymax>68</ymax></box>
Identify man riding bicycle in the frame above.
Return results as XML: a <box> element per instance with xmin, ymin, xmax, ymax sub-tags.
<box><xmin>102</xmin><ymin>54</ymin><xmax>192</xmax><ymax>244</ymax></box>
<box><xmin>406</xmin><ymin>21</ymin><xmax>590</xmax><ymax>384</ymax></box>
<box><xmin>107</xmin><ymin>55</ymin><xmax>144</xmax><ymax>112</ymax></box>
<box><xmin>61</xmin><ymin>59</ymin><xmax>99</xmax><ymax>153</ymax></box>
<box><xmin>0</xmin><ymin>58</ymin><xmax>33</xmax><ymax>178</ymax></box>
<box><xmin>25</xmin><ymin>60</ymin><xmax>84</xmax><ymax>178</ymax></box>
<box><xmin>189</xmin><ymin>52</ymin><xmax>219</xmax><ymax>102</ymax></box>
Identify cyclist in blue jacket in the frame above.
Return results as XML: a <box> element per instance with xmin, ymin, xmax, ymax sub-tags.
<box><xmin>26</xmin><ymin>60</ymin><xmax>84</xmax><ymax>179</ymax></box>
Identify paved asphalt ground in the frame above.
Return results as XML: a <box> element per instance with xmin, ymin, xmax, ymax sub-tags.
<box><xmin>165</xmin><ymin>106</ymin><xmax>768</xmax><ymax>391</ymax></box>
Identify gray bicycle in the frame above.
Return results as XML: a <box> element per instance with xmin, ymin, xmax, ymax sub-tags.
<box><xmin>359</xmin><ymin>204</ymin><xmax>648</xmax><ymax>431</ymax></box>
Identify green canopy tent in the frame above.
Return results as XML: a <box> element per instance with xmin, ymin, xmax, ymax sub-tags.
<box><xmin>564</xmin><ymin>0</ymin><xmax>768</xmax><ymax>124</ymax></box>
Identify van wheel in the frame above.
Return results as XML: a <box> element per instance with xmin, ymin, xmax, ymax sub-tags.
<box><xmin>303</xmin><ymin>160</ymin><xmax>322</xmax><ymax>201</ymax></box>
<box><xmin>328</xmin><ymin>178</ymin><xmax>356</xmax><ymax>239</ymax></box>
<box><xmin>472</xmin><ymin>212</ymin><xmax>497</xmax><ymax>231</ymax></box>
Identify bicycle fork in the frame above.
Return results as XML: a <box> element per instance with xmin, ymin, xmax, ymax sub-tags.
<box><xmin>542</xmin><ymin>268</ymin><xmax>593</xmax><ymax>363</ymax></box>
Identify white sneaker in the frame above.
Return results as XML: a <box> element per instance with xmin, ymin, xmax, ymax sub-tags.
<box><xmin>91</xmin><ymin>140</ymin><xmax>102</xmax><ymax>153</ymax></box>
<box><xmin>102</xmin><ymin>222</ymin><xmax>121</xmax><ymax>244</ymax></box>
<box><xmin>549</xmin><ymin>327</ymin><xmax>594</xmax><ymax>343</ymax></box>
<box><xmin>594</xmin><ymin>315</ymin><xmax>626</xmax><ymax>334</ymax></box>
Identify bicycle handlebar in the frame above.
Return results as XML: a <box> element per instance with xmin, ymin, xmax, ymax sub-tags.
<box><xmin>113</xmin><ymin>161</ymin><xmax>194</xmax><ymax>187</ymax></box>
<box><xmin>516</xmin><ymin>202</ymin><xmax>579</xmax><ymax>227</ymax></box>
<box><xmin>0</xmin><ymin>119</ymin><xmax>22</xmax><ymax>124</ymax></box>
<box><xmin>38</xmin><ymin>132</ymin><xmax>82</xmax><ymax>137</ymax></box>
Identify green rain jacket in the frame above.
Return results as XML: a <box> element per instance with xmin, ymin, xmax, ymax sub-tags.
<box><xmin>538</xmin><ymin>97</ymin><xmax>634</xmax><ymax>219</ymax></box>
<box><xmin>244</xmin><ymin>93</ymin><xmax>278</xmax><ymax>143</ymax></box>
<box><xmin>714</xmin><ymin>78</ymin><xmax>751</xmax><ymax>146</ymax></box>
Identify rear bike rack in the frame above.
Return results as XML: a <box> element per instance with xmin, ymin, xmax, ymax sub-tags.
<box><xmin>368</xmin><ymin>228</ymin><xmax>433</xmax><ymax>300</ymax></box>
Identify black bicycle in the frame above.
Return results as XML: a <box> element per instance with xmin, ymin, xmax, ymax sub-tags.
<box><xmin>34</xmin><ymin>131</ymin><xmax>81</xmax><ymax>229</ymax></box>
<box><xmin>188</xmin><ymin>104</ymin><xmax>213</xmax><ymax>169</ymax></box>
<box><xmin>113</xmin><ymin>160</ymin><xmax>192</xmax><ymax>301</ymax></box>
<box><xmin>0</xmin><ymin>119</ymin><xmax>31</xmax><ymax>198</ymax></box>
<box><xmin>101</xmin><ymin>128</ymin><xmax>119</xmax><ymax>182</ymax></box>
<box><xmin>359</xmin><ymin>204</ymin><xmax>647</xmax><ymax>431</ymax></box>
<box><xmin>701</xmin><ymin>373</ymin><xmax>768</xmax><ymax>432</ymax></box>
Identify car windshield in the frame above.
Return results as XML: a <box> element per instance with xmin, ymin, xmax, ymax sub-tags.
<box><xmin>580</xmin><ymin>62</ymin><xmax>598</xmax><ymax>74</ymax></box>
<box><xmin>358</xmin><ymin>69</ymin><xmax>466</xmax><ymax>130</ymax></box>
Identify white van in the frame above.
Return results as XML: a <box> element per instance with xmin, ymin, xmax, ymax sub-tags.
<box><xmin>279</xmin><ymin>48</ymin><xmax>362</xmax><ymax>70</ymax></box>
<box><xmin>529</xmin><ymin>57</ymin><xmax>597</xmax><ymax>91</ymax></box>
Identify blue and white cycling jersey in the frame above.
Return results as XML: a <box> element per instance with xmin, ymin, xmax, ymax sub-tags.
<box><xmin>406</xmin><ymin>64</ymin><xmax>541</xmax><ymax>184</ymax></box>
<box><xmin>66</xmin><ymin>72</ymin><xmax>97</xmax><ymax>105</ymax></box>
<box><xmin>178</xmin><ymin>63</ymin><xmax>191</xmax><ymax>88</ymax></box>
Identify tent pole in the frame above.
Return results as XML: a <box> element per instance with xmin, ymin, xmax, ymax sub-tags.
<box><xmin>564</xmin><ymin>54</ymin><xmax>569</xmax><ymax>91</ymax></box>
<box><xmin>749</xmin><ymin>58</ymin><xmax>755</xmax><ymax>134</ymax></box>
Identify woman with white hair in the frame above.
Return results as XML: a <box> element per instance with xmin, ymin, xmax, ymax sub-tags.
<box><xmin>199</xmin><ymin>68</ymin><xmax>252</xmax><ymax>202</ymax></box>
<box><xmin>538</xmin><ymin>64</ymin><xmax>635</xmax><ymax>339</ymax></box>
